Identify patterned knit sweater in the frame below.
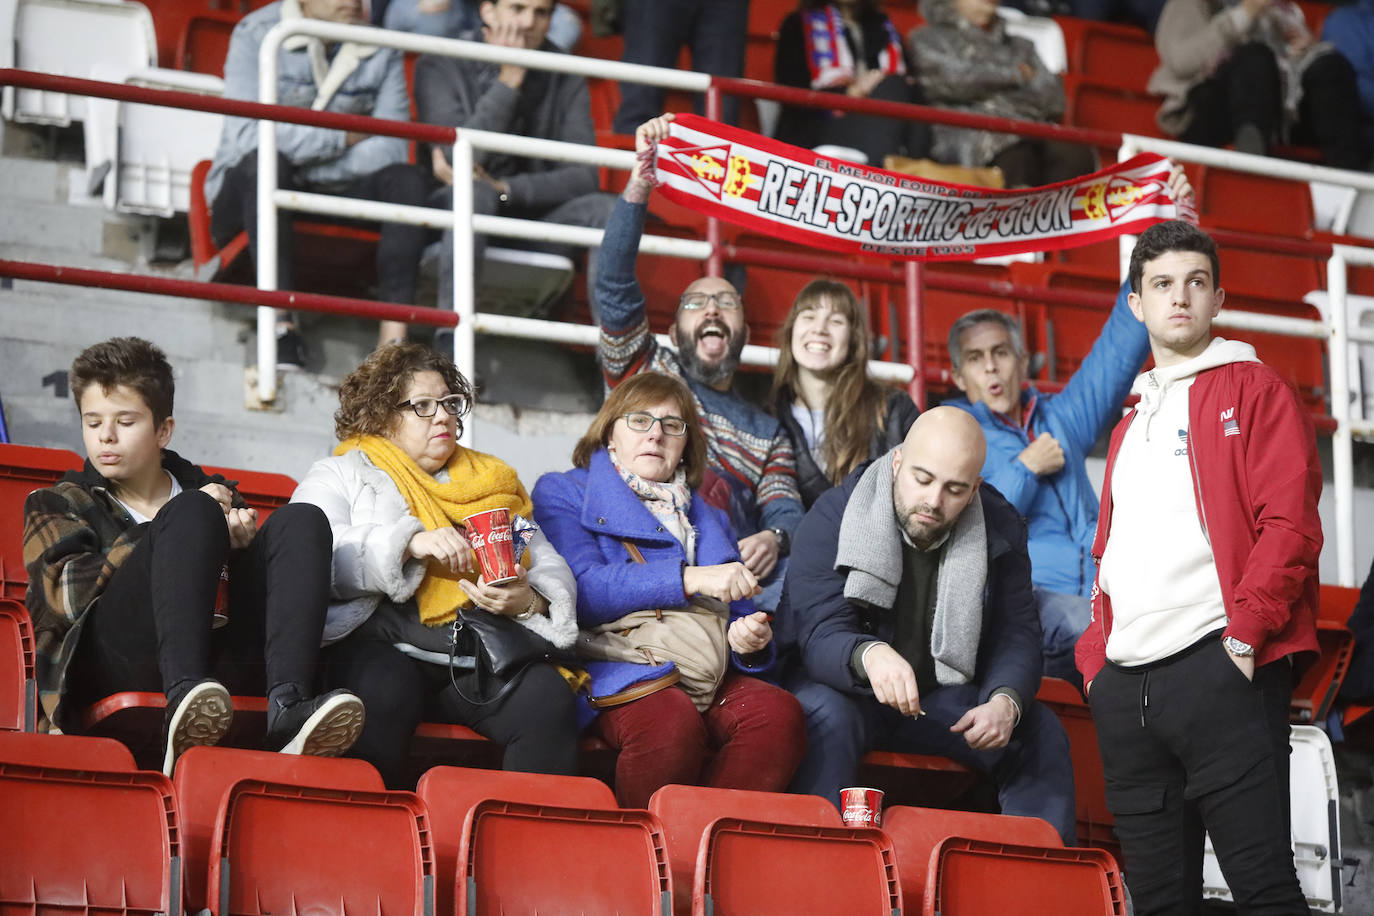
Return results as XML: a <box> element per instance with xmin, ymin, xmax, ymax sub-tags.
<box><xmin>595</xmin><ymin>198</ymin><xmax>805</xmax><ymax>539</ymax></box>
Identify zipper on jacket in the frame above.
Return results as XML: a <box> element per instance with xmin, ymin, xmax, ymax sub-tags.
<box><xmin>1187</xmin><ymin>432</ymin><xmax>1212</xmax><ymax>546</ymax></box>
<box><xmin>1139</xmin><ymin>668</ymin><xmax>1150</xmax><ymax>728</ymax></box>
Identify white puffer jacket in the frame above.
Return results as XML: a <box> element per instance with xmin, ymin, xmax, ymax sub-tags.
<box><xmin>291</xmin><ymin>449</ymin><xmax>578</xmax><ymax>648</ymax></box>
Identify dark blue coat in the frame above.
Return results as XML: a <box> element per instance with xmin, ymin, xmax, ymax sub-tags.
<box><xmin>776</xmin><ymin>463</ymin><xmax>1042</xmax><ymax>707</ymax></box>
<box><xmin>533</xmin><ymin>450</ymin><xmax>774</xmax><ymax>716</ymax></box>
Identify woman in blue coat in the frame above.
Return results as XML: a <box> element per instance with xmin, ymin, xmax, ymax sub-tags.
<box><xmin>533</xmin><ymin>373</ymin><xmax>805</xmax><ymax>807</ymax></box>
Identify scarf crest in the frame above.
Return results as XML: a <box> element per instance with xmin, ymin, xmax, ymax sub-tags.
<box><xmin>802</xmin><ymin>6</ymin><xmax>906</xmax><ymax>91</ymax></box>
<box><xmin>338</xmin><ymin>435</ymin><xmax>533</xmax><ymax>625</ymax></box>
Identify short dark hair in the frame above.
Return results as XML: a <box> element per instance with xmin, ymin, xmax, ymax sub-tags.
<box><xmin>572</xmin><ymin>372</ymin><xmax>708</xmax><ymax>488</ymax></box>
<box><xmin>946</xmin><ymin>310</ymin><xmax>1025</xmax><ymax>371</ymax></box>
<box><xmin>69</xmin><ymin>337</ymin><xmax>175</xmax><ymax>424</ymax></box>
<box><xmin>1129</xmin><ymin>220</ymin><xmax>1220</xmax><ymax>294</ymax></box>
<box><xmin>334</xmin><ymin>343</ymin><xmax>474</xmax><ymax>441</ymax></box>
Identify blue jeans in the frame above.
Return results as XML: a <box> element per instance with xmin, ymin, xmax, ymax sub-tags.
<box><xmin>786</xmin><ymin>676</ymin><xmax>1078</xmax><ymax>846</ymax></box>
<box><xmin>1036</xmin><ymin>586</ymin><xmax>1090</xmax><ymax>684</ymax></box>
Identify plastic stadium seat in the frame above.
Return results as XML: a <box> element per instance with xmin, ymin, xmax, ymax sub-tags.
<box><xmin>648</xmin><ymin>784</ymin><xmax>841</xmax><ymax>915</ymax></box>
<box><xmin>81</xmin><ymin>692</ymin><xmax>270</xmax><ymax>770</ymax></box>
<box><xmin>176</xmin><ymin>10</ymin><xmax>239</xmax><ymax>77</ymax></box>
<box><xmin>692</xmin><ymin>816</ymin><xmax>902</xmax><ymax>916</ymax></box>
<box><xmin>417</xmin><ymin>765</ymin><xmax>619</xmax><ymax>916</ymax></box>
<box><xmin>0</xmin><ymin>762</ymin><xmax>181</xmax><ymax>916</ymax></box>
<box><xmin>1062</xmin><ymin>74</ymin><xmax>1162</xmax><ymax>139</ymax></box>
<box><xmin>173</xmin><ymin>746</ymin><xmax>385</xmax><ymax>914</ymax></box>
<box><xmin>0</xmin><ymin>443</ymin><xmax>83</xmax><ymax>599</ymax></box>
<box><xmin>201</xmin><ymin>464</ymin><xmax>299</xmax><ymax>520</ymax></box>
<box><xmin>923</xmin><ymin>836</ymin><xmax>1126</xmax><ymax>915</ymax></box>
<box><xmin>457</xmin><ymin>798</ymin><xmax>672</xmax><ymax>915</ymax></box>
<box><xmin>1053</xmin><ymin>17</ymin><xmax>1157</xmax><ymax>89</ymax></box>
<box><xmin>1036</xmin><ymin>676</ymin><xmax>1117</xmax><ymax>854</ymax></box>
<box><xmin>135</xmin><ymin>0</ymin><xmax>234</xmax><ymax>70</ymax></box>
<box><xmin>0</xmin><ymin>728</ymin><xmax>136</xmax><ymax>770</ymax></box>
<box><xmin>206</xmin><ymin>779</ymin><xmax>434</xmax><ymax>916</ymax></box>
<box><xmin>883</xmin><ymin>803</ymin><xmax>1066</xmax><ymax>911</ymax></box>
<box><xmin>1291</xmin><ymin>585</ymin><xmax>1360</xmax><ymax>725</ymax></box>
<box><xmin>116</xmin><ymin>69</ymin><xmax>225</xmax><ymax>216</ymax></box>
<box><xmin>0</xmin><ymin>598</ymin><xmax>35</xmax><ymax>731</ymax></box>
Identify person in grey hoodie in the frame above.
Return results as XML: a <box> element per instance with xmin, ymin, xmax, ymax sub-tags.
<box><xmin>206</xmin><ymin>0</ymin><xmax>433</xmax><ymax>358</ymax></box>
<box><xmin>415</xmin><ymin>0</ymin><xmax>616</xmax><ymax>317</ymax></box>
<box><xmin>907</xmin><ymin>0</ymin><xmax>1096</xmax><ymax>187</ymax></box>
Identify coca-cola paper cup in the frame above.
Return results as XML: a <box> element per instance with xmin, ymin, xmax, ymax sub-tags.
<box><xmin>840</xmin><ymin>786</ymin><xmax>884</xmax><ymax>827</ymax></box>
<box><xmin>463</xmin><ymin>508</ymin><xmax>518</xmax><ymax>585</ymax></box>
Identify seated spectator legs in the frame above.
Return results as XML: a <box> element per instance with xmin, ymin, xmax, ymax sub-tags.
<box><xmin>789</xmin><ymin>679</ymin><xmax>1078</xmax><ymax>845</ymax></box>
<box><xmin>210</xmin><ymin>151</ymin><xmax>431</xmax><ymax>349</ymax></box>
<box><xmin>700</xmin><ymin>672</ymin><xmax>807</xmax><ymax>796</ymax></box>
<box><xmin>1034</xmin><ymin>587</ymin><xmax>1090</xmax><ymax>687</ymax></box>
<box><xmin>819</xmin><ymin>74</ymin><xmax>932</xmax><ymax>168</ymax></box>
<box><xmin>991</xmin><ymin>139</ymin><xmax>1098</xmax><ymax>188</ymax></box>
<box><xmin>1178</xmin><ymin>42</ymin><xmax>1281</xmax><ymax>155</ymax></box>
<box><xmin>613</xmin><ymin>0</ymin><xmax>748</xmax><ymax>132</ymax></box>
<box><xmin>1295</xmin><ymin>50</ymin><xmax>1371</xmax><ymax>172</ymax></box>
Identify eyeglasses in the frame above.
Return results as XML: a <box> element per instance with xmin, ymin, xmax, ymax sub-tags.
<box><xmin>679</xmin><ymin>291</ymin><xmax>742</xmax><ymax>311</ymax></box>
<box><xmin>622</xmin><ymin>412</ymin><xmax>688</xmax><ymax>437</ymax></box>
<box><xmin>396</xmin><ymin>395</ymin><xmax>468</xmax><ymax>418</ymax></box>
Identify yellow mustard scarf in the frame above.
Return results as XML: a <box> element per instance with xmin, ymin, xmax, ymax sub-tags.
<box><xmin>338</xmin><ymin>435</ymin><xmax>534</xmax><ymax>626</ymax></box>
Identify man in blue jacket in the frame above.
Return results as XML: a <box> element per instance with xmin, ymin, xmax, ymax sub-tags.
<box><xmin>779</xmin><ymin>407</ymin><xmax>1076</xmax><ymax>845</ymax></box>
<box><xmin>944</xmin><ymin>285</ymin><xmax>1148</xmax><ymax>683</ymax></box>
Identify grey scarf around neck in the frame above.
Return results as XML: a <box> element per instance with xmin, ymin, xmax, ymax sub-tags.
<box><xmin>834</xmin><ymin>453</ymin><xmax>987</xmax><ymax>686</ymax></box>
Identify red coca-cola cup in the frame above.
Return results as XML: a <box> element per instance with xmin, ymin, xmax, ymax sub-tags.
<box><xmin>840</xmin><ymin>787</ymin><xmax>884</xmax><ymax>827</ymax></box>
<box><xmin>463</xmin><ymin>508</ymin><xmax>518</xmax><ymax>585</ymax></box>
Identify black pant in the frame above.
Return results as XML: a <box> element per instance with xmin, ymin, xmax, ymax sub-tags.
<box><xmin>1090</xmin><ymin>636</ymin><xmax>1306</xmax><ymax>915</ymax></box>
<box><xmin>209</xmin><ymin>151</ymin><xmax>431</xmax><ymax>303</ymax></box>
<box><xmin>991</xmin><ymin>139</ymin><xmax>1098</xmax><ymax>189</ymax></box>
<box><xmin>1181</xmin><ymin>42</ymin><xmax>1369</xmax><ymax>171</ymax></box>
<box><xmin>70</xmin><ymin>493</ymin><xmax>333</xmax><ymax>707</ymax></box>
<box><xmin>320</xmin><ymin>627</ymin><xmax>580</xmax><ymax>788</ymax></box>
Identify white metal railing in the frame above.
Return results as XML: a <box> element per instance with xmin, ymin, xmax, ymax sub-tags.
<box><xmin>251</xmin><ymin>18</ymin><xmax>1374</xmax><ymax>584</ymax></box>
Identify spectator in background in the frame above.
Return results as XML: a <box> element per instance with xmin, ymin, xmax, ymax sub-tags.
<box><xmin>382</xmin><ymin>0</ymin><xmax>582</xmax><ymax>48</ymax></box>
<box><xmin>773</xmin><ymin>1</ymin><xmax>932</xmax><ymax>167</ymax></box>
<box><xmin>612</xmin><ymin>0</ymin><xmax>750</xmax><ymax>133</ymax></box>
<box><xmin>908</xmin><ymin>0</ymin><xmax>1096</xmax><ymax>187</ymax></box>
<box><xmin>598</xmin><ymin>115</ymin><xmax>806</xmax><ymax>613</ymax></box>
<box><xmin>769</xmin><ymin>278</ymin><xmax>920</xmax><ymax>509</ymax></box>
<box><xmin>206</xmin><ymin>0</ymin><xmax>432</xmax><ymax>362</ymax></box>
<box><xmin>416</xmin><ymin>0</ymin><xmax>615</xmax><ymax>317</ymax></box>
<box><xmin>1150</xmin><ymin>0</ymin><xmax>1368</xmax><ymax>170</ymax></box>
<box><xmin>778</xmin><ymin>408</ymin><xmax>1077</xmax><ymax>844</ymax></box>
<box><xmin>1322</xmin><ymin>0</ymin><xmax>1374</xmax><ymax>149</ymax></box>
<box><xmin>1067</xmin><ymin>0</ymin><xmax>1167</xmax><ymax>35</ymax></box>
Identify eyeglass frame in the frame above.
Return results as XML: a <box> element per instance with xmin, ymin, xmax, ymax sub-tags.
<box><xmin>678</xmin><ymin>290</ymin><xmax>743</xmax><ymax>312</ymax></box>
<box><xmin>394</xmin><ymin>394</ymin><xmax>469</xmax><ymax>418</ymax></box>
<box><xmin>621</xmin><ymin>411</ymin><xmax>689</xmax><ymax>437</ymax></box>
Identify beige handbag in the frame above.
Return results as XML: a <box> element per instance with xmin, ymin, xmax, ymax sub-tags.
<box><xmin>578</xmin><ymin>542</ymin><xmax>731</xmax><ymax>712</ymax></box>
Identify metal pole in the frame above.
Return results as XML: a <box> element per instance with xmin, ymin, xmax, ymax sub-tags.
<box><xmin>1328</xmin><ymin>252</ymin><xmax>1356</xmax><ymax>586</ymax></box>
<box><xmin>705</xmin><ymin>85</ymin><xmax>724</xmax><ymax>279</ymax></box>
<box><xmin>905</xmin><ymin>260</ymin><xmax>925</xmax><ymax>408</ymax></box>
<box><xmin>256</xmin><ymin>36</ymin><xmax>282</xmax><ymax>404</ymax></box>
<box><xmin>453</xmin><ymin>136</ymin><xmax>476</xmax><ymax>447</ymax></box>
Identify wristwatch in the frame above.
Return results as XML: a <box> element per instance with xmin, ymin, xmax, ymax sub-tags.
<box><xmin>768</xmin><ymin>526</ymin><xmax>791</xmax><ymax>558</ymax></box>
<box><xmin>1222</xmin><ymin>636</ymin><xmax>1254</xmax><ymax>657</ymax></box>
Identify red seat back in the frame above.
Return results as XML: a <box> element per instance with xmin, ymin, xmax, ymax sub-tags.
<box><xmin>0</xmin><ymin>728</ymin><xmax>135</xmax><ymax>769</ymax></box>
<box><xmin>926</xmin><ymin>836</ymin><xmax>1126</xmax><ymax>915</ymax></box>
<box><xmin>0</xmin><ymin>599</ymin><xmax>36</xmax><ymax>731</ymax></box>
<box><xmin>0</xmin><ymin>444</ymin><xmax>84</xmax><ymax>599</ymax></box>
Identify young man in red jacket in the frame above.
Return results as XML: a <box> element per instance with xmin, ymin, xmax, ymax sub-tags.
<box><xmin>1076</xmin><ymin>220</ymin><xmax>1321</xmax><ymax>915</ymax></box>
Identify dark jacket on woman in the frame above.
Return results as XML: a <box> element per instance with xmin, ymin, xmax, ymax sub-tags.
<box><xmin>776</xmin><ymin>388</ymin><xmax>921</xmax><ymax>509</ymax></box>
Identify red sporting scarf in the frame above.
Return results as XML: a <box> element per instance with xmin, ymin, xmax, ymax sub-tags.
<box><xmin>652</xmin><ymin>114</ymin><xmax>1190</xmax><ymax>261</ymax></box>
<box><xmin>803</xmin><ymin>7</ymin><xmax>906</xmax><ymax>90</ymax></box>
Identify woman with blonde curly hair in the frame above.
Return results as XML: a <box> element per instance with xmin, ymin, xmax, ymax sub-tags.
<box><xmin>292</xmin><ymin>343</ymin><xmax>579</xmax><ymax>787</ymax></box>
<box><xmin>771</xmin><ymin>278</ymin><xmax>920</xmax><ymax>508</ymax></box>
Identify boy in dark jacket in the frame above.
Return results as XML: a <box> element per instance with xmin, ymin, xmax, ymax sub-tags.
<box><xmin>23</xmin><ymin>337</ymin><xmax>363</xmax><ymax>775</ymax></box>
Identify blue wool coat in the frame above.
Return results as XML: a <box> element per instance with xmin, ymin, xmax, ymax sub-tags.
<box><xmin>533</xmin><ymin>450</ymin><xmax>774</xmax><ymax>713</ymax></box>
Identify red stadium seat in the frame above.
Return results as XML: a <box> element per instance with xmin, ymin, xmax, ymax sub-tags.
<box><xmin>0</xmin><ymin>599</ymin><xmax>35</xmax><ymax>731</ymax></box>
<box><xmin>0</xmin><ymin>763</ymin><xmax>181</xmax><ymax>916</ymax></box>
<box><xmin>0</xmin><ymin>444</ymin><xmax>83</xmax><ymax>599</ymax></box>
<box><xmin>458</xmin><ymin>799</ymin><xmax>672</xmax><ymax>914</ymax></box>
<box><xmin>0</xmin><ymin>728</ymin><xmax>136</xmax><ymax>770</ymax></box>
<box><xmin>201</xmin><ymin>464</ymin><xmax>298</xmax><ymax>520</ymax></box>
<box><xmin>923</xmin><ymin>836</ymin><xmax>1126</xmax><ymax>915</ymax></box>
<box><xmin>648</xmin><ymin>784</ymin><xmax>842</xmax><ymax>915</ymax></box>
<box><xmin>1036</xmin><ymin>676</ymin><xmax>1117</xmax><ymax>854</ymax></box>
<box><xmin>1053</xmin><ymin>17</ymin><xmax>1157</xmax><ymax>89</ymax></box>
<box><xmin>692</xmin><ymin>816</ymin><xmax>902</xmax><ymax>915</ymax></box>
<box><xmin>206</xmin><ymin>779</ymin><xmax>435</xmax><ymax>916</ymax></box>
<box><xmin>176</xmin><ymin>10</ymin><xmax>239</xmax><ymax>77</ymax></box>
<box><xmin>173</xmin><ymin>745</ymin><xmax>384</xmax><ymax>913</ymax></box>
<box><xmin>418</xmin><ymin>764</ymin><xmax>620</xmax><ymax>916</ymax></box>
<box><xmin>1293</xmin><ymin>585</ymin><xmax>1360</xmax><ymax>725</ymax></box>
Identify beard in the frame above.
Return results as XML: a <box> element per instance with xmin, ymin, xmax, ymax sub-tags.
<box><xmin>674</xmin><ymin>316</ymin><xmax>746</xmax><ymax>388</ymax></box>
<box><xmin>892</xmin><ymin>479</ymin><xmax>953</xmax><ymax>549</ymax></box>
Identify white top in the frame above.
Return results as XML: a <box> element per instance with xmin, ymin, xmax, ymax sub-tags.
<box><xmin>114</xmin><ymin>471</ymin><xmax>183</xmax><ymax>524</ymax></box>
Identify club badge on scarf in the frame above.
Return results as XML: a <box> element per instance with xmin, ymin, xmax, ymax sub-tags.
<box><xmin>651</xmin><ymin>114</ymin><xmax>1187</xmax><ymax>261</ymax></box>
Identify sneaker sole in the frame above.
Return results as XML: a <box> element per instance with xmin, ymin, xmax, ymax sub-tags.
<box><xmin>281</xmin><ymin>694</ymin><xmax>365</xmax><ymax>757</ymax></box>
<box><xmin>163</xmin><ymin>682</ymin><xmax>233</xmax><ymax>777</ymax></box>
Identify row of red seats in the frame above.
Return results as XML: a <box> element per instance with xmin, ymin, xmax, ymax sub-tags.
<box><xmin>0</xmin><ymin>731</ymin><xmax>1127</xmax><ymax>915</ymax></box>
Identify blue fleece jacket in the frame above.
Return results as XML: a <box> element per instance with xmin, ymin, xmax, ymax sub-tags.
<box><xmin>946</xmin><ymin>282</ymin><xmax>1148</xmax><ymax>597</ymax></box>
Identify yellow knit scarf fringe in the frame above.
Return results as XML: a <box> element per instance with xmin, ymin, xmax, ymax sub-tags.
<box><xmin>339</xmin><ymin>435</ymin><xmax>534</xmax><ymax>626</ymax></box>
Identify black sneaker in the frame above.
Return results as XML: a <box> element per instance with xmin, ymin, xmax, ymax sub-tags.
<box><xmin>276</xmin><ymin>327</ymin><xmax>307</xmax><ymax>370</ymax></box>
<box><xmin>162</xmin><ymin>679</ymin><xmax>233</xmax><ymax>777</ymax></box>
<box><xmin>266</xmin><ymin>687</ymin><xmax>365</xmax><ymax>757</ymax></box>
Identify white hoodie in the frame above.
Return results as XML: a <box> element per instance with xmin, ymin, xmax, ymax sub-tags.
<box><xmin>1097</xmin><ymin>338</ymin><xmax>1260</xmax><ymax>667</ymax></box>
